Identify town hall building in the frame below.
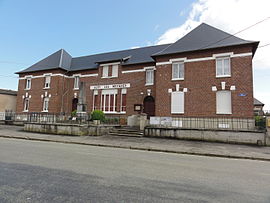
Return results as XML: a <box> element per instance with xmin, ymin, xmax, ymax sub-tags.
<box><xmin>16</xmin><ymin>23</ymin><xmax>259</xmax><ymax>119</ymax></box>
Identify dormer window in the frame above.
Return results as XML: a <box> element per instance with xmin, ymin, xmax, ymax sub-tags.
<box><xmin>102</xmin><ymin>65</ymin><xmax>109</xmax><ymax>78</ymax></box>
<box><xmin>102</xmin><ymin>63</ymin><xmax>119</xmax><ymax>78</ymax></box>
<box><xmin>112</xmin><ymin>65</ymin><xmax>118</xmax><ymax>77</ymax></box>
<box><xmin>44</xmin><ymin>75</ymin><xmax>51</xmax><ymax>89</ymax></box>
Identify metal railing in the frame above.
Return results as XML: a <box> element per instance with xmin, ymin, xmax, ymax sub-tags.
<box><xmin>149</xmin><ymin>116</ymin><xmax>266</xmax><ymax>131</ymax></box>
<box><xmin>1</xmin><ymin>112</ymin><xmax>124</xmax><ymax>125</ymax></box>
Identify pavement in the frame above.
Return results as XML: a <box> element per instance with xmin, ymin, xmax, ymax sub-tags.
<box><xmin>0</xmin><ymin>124</ymin><xmax>270</xmax><ymax>161</ymax></box>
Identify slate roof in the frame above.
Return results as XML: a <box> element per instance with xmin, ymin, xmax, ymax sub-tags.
<box><xmin>254</xmin><ymin>98</ymin><xmax>264</xmax><ymax>106</ymax></box>
<box><xmin>70</xmin><ymin>44</ymin><xmax>170</xmax><ymax>71</ymax></box>
<box><xmin>153</xmin><ymin>23</ymin><xmax>258</xmax><ymax>56</ymax></box>
<box><xmin>0</xmin><ymin>89</ymin><xmax>17</xmax><ymax>96</ymax></box>
<box><xmin>16</xmin><ymin>23</ymin><xmax>259</xmax><ymax>74</ymax></box>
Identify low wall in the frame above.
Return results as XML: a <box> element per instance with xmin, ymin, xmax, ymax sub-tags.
<box><xmin>24</xmin><ymin>122</ymin><xmax>116</xmax><ymax>136</ymax></box>
<box><xmin>145</xmin><ymin>126</ymin><xmax>267</xmax><ymax>146</ymax></box>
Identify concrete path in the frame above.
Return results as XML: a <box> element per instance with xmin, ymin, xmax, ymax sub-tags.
<box><xmin>0</xmin><ymin>125</ymin><xmax>270</xmax><ymax>161</ymax></box>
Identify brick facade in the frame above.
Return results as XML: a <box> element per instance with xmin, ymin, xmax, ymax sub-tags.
<box><xmin>16</xmin><ymin>45</ymin><xmax>255</xmax><ymax>118</ymax></box>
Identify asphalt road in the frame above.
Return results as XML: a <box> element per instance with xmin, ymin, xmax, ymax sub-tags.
<box><xmin>0</xmin><ymin>138</ymin><xmax>270</xmax><ymax>203</ymax></box>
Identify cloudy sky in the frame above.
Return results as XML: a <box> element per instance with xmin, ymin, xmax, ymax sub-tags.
<box><xmin>0</xmin><ymin>0</ymin><xmax>269</xmax><ymax>109</ymax></box>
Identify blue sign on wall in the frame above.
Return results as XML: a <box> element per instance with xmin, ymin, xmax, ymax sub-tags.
<box><xmin>238</xmin><ymin>93</ymin><xmax>247</xmax><ymax>97</ymax></box>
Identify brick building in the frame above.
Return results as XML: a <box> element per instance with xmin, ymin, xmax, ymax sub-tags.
<box><xmin>16</xmin><ymin>23</ymin><xmax>259</xmax><ymax>119</ymax></box>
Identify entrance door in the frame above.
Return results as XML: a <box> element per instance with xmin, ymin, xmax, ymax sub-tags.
<box><xmin>72</xmin><ymin>98</ymin><xmax>78</xmax><ymax>112</ymax></box>
<box><xmin>143</xmin><ymin>96</ymin><xmax>155</xmax><ymax>118</ymax></box>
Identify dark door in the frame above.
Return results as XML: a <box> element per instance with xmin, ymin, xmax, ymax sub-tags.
<box><xmin>143</xmin><ymin>96</ymin><xmax>155</xmax><ymax>118</ymax></box>
<box><xmin>72</xmin><ymin>98</ymin><xmax>78</xmax><ymax>112</ymax></box>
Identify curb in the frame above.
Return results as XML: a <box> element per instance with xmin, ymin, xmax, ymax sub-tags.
<box><xmin>1</xmin><ymin>134</ymin><xmax>270</xmax><ymax>162</ymax></box>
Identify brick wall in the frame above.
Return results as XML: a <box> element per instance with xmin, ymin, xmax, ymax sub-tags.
<box><xmin>16</xmin><ymin>45</ymin><xmax>255</xmax><ymax>118</ymax></box>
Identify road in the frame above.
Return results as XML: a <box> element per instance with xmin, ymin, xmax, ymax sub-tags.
<box><xmin>0</xmin><ymin>138</ymin><xmax>270</xmax><ymax>202</ymax></box>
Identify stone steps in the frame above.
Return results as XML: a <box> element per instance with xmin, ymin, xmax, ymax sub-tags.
<box><xmin>108</xmin><ymin>126</ymin><xmax>144</xmax><ymax>137</ymax></box>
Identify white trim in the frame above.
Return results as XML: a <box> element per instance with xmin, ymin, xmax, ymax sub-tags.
<box><xmin>100</xmin><ymin>62</ymin><xmax>120</xmax><ymax>66</ymax></box>
<box><xmin>122</xmin><ymin>69</ymin><xmax>145</xmax><ymax>74</ymax></box>
<box><xmin>171</xmin><ymin>78</ymin><xmax>184</xmax><ymax>81</ymax></box>
<box><xmin>231</xmin><ymin>52</ymin><xmax>252</xmax><ymax>58</ymax></box>
<box><xmin>213</xmin><ymin>52</ymin><xmax>233</xmax><ymax>58</ymax></box>
<box><xmin>144</xmin><ymin>66</ymin><xmax>156</xmax><ymax>70</ymax></box>
<box><xmin>156</xmin><ymin>61</ymin><xmax>172</xmax><ymax>66</ymax></box>
<box><xmin>19</xmin><ymin>73</ymin><xmax>98</xmax><ymax>80</ymax></box>
<box><xmin>216</xmin><ymin>75</ymin><xmax>231</xmax><ymax>78</ymax></box>
<box><xmin>59</xmin><ymin>49</ymin><xmax>63</xmax><ymax>67</ymax></box>
<box><xmin>156</xmin><ymin>52</ymin><xmax>252</xmax><ymax>67</ymax></box>
<box><xmin>169</xmin><ymin>57</ymin><xmax>187</xmax><ymax>62</ymax></box>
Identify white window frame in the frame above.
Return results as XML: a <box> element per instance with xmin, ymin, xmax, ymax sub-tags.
<box><xmin>216</xmin><ymin>91</ymin><xmax>232</xmax><ymax>114</ymax></box>
<box><xmin>171</xmin><ymin>91</ymin><xmax>184</xmax><ymax>114</ymax></box>
<box><xmin>42</xmin><ymin>97</ymin><xmax>49</xmax><ymax>112</ymax></box>
<box><xmin>120</xmin><ymin>88</ymin><xmax>127</xmax><ymax>113</ymax></box>
<box><xmin>112</xmin><ymin>65</ymin><xmax>118</xmax><ymax>77</ymax></box>
<box><xmin>74</xmin><ymin>76</ymin><xmax>80</xmax><ymax>89</ymax></box>
<box><xmin>216</xmin><ymin>56</ymin><xmax>231</xmax><ymax>78</ymax></box>
<box><xmin>145</xmin><ymin>69</ymin><xmax>154</xmax><ymax>85</ymax></box>
<box><xmin>102</xmin><ymin>65</ymin><xmax>109</xmax><ymax>78</ymax></box>
<box><xmin>23</xmin><ymin>98</ymin><xmax>29</xmax><ymax>112</ymax></box>
<box><xmin>25</xmin><ymin>77</ymin><xmax>31</xmax><ymax>90</ymax></box>
<box><xmin>172</xmin><ymin>62</ymin><xmax>184</xmax><ymax>80</ymax></box>
<box><xmin>44</xmin><ymin>75</ymin><xmax>51</xmax><ymax>89</ymax></box>
<box><xmin>101</xmin><ymin>89</ymin><xmax>117</xmax><ymax>113</ymax></box>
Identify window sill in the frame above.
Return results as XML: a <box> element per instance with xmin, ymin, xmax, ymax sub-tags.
<box><xmin>43</xmin><ymin>87</ymin><xmax>50</xmax><ymax>90</ymax></box>
<box><xmin>145</xmin><ymin>83</ymin><xmax>154</xmax><ymax>86</ymax></box>
<box><xmin>23</xmin><ymin>110</ymin><xmax>29</xmax><ymax>112</ymax></box>
<box><xmin>101</xmin><ymin>76</ymin><xmax>118</xmax><ymax>79</ymax></box>
<box><xmin>171</xmin><ymin>112</ymin><xmax>184</xmax><ymax>114</ymax></box>
<box><xmin>216</xmin><ymin>75</ymin><xmax>231</xmax><ymax>78</ymax></box>
<box><xmin>24</xmin><ymin>88</ymin><xmax>31</xmax><ymax>91</ymax></box>
<box><xmin>42</xmin><ymin>110</ymin><xmax>48</xmax><ymax>113</ymax></box>
<box><xmin>104</xmin><ymin>111</ymin><xmax>126</xmax><ymax>114</ymax></box>
<box><xmin>216</xmin><ymin>112</ymin><xmax>232</xmax><ymax>115</ymax></box>
<box><xmin>73</xmin><ymin>88</ymin><xmax>79</xmax><ymax>90</ymax></box>
<box><xmin>171</xmin><ymin>78</ymin><xmax>184</xmax><ymax>81</ymax></box>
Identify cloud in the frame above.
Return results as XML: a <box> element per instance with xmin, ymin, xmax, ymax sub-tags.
<box><xmin>156</xmin><ymin>0</ymin><xmax>270</xmax><ymax>70</ymax></box>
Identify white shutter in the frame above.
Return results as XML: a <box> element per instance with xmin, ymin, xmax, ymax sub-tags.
<box><xmin>103</xmin><ymin>66</ymin><xmax>109</xmax><ymax>77</ymax></box>
<box><xmin>216</xmin><ymin>91</ymin><xmax>232</xmax><ymax>114</ymax></box>
<box><xmin>171</xmin><ymin>92</ymin><xmax>184</xmax><ymax>114</ymax></box>
<box><xmin>112</xmin><ymin>65</ymin><xmax>118</xmax><ymax>77</ymax></box>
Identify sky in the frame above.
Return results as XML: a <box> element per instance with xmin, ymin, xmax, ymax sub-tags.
<box><xmin>0</xmin><ymin>0</ymin><xmax>269</xmax><ymax>109</ymax></box>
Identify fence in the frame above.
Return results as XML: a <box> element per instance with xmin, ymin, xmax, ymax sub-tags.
<box><xmin>0</xmin><ymin>112</ymin><xmax>124</xmax><ymax>125</ymax></box>
<box><xmin>149</xmin><ymin>116</ymin><xmax>265</xmax><ymax>131</ymax></box>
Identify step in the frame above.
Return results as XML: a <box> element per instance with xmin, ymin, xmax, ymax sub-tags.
<box><xmin>108</xmin><ymin>132</ymin><xmax>143</xmax><ymax>137</ymax></box>
<box><xmin>110</xmin><ymin>129</ymin><xmax>144</xmax><ymax>134</ymax></box>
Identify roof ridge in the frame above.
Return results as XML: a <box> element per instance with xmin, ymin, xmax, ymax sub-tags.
<box><xmin>72</xmin><ymin>43</ymin><xmax>171</xmax><ymax>59</ymax></box>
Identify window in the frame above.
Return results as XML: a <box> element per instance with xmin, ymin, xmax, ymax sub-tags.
<box><xmin>23</xmin><ymin>98</ymin><xmax>29</xmax><ymax>112</ymax></box>
<box><xmin>172</xmin><ymin>62</ymin><xmax>184</xmax><ymax>80</ymax></box>
<box><xmin>100</xmin><ymin>89</ymin><xmax>117</xmax><ymax>113</ymax></box>
<box><xmin>121</xmin><ymin>89</ymin><xmax>127</xmax><ymax>112</ymax></box>
<box><xmin>171</xmin><ymin>91</ymin><xmax>184</xmax><ymax>114</ymax></box>
<box><xmin>93</xmin><ymin>90</ymin><xmax>98</xmax><ymax>110</ymax></box>
<box><xmin>145</xmin><ymin>69</ymin><xmax>154</xmax><ymax>85</ymax></box>
<box><xmin>216</xmin><ymin>91</ymin><xmax>232</xmax><ymax>114</ymax></box>
<box><xmin>44</xmin><ymin>75</ymin><xmax>51</xmax><ymax>88</ymax></box>
<box><xmin>216</xmin><ymin>57</ymin><xmax>230</xmax><ymax>77</ymax></box>
<box><xmin>25</xmin><ymin>78</ymin><xmax>31</xmax><ymax>90</ymax></box>
<box><xmin>43</xmin><ymin>97</ymin><xmax>49</xmax><ymax>112</ymax></box>
<box><xmin>112</xmin><ymin>65</ymin><xmax>118</xmax><ymax>77</ymax></box>
<box><xmin>74</xmin><ymin>76</ymin><xmax>80</xmax><ymax>89</ymax></box>
<box><xmin>102</xmin><ymin>66</ymin><xmax>109</xmax><ymax>78</ymax></box>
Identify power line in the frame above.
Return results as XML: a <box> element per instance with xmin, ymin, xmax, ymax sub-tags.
<box><xmin>198</xmin><ymin>16</ymin><xmax>270</xmax><ymax>51</ymax></box>
<box><xmin>258</xmin><ymin>43</ymin><xmax>270</xmax><ymax>48</ymax></box>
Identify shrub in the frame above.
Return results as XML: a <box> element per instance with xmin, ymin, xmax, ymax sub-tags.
<box><xmin>91</xmin><ymin>110</ymin><xmax>105</xmax><ymax>121</ymax></box>
<box><xmin>71</xmin><ymin>110</ymin><xmax>77</xmax><ymax>117</ymax></box>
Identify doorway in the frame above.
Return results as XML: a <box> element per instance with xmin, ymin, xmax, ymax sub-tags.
<box><xmin>143</xmin><ymin>96</ymin><xmax>155</xmax><ymax>118</ymax></box>
<box><xmin>72</xmin><ymin>98</ymin><xmax>78</xmax><ymax>112</ymax></box>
